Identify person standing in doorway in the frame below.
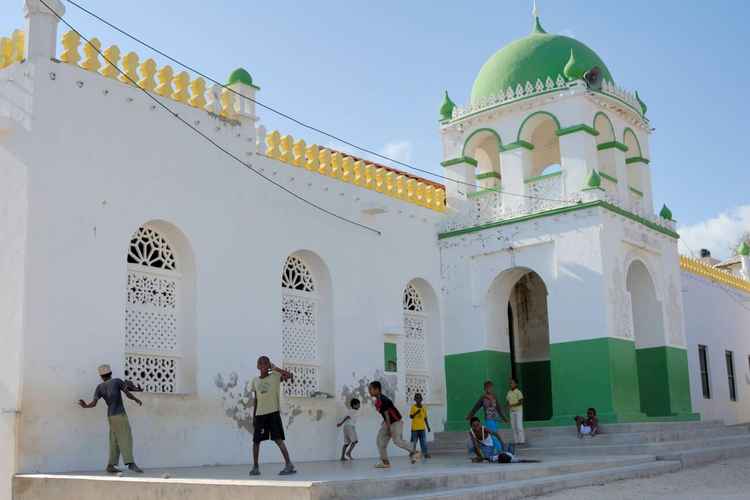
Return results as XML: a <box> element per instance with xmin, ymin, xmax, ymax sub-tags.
<box><xmin>506</xmin><ymin>379</ymin><xmax>525</xmax><ymax>445</ymax></box>
<box><xmin>466</xmin><ymin>380</ymin><xmax>508</xmax><ymax>454</ymax></box>
<box><xmin>368</xmin><ymin>381</ymin><xmax>420</xmax><ymax>469</ymax></box>
<box><xmin>77</xmin><ymin>364</ymin><xmax>144</xmax><ymax>474</ymax></box>
<box><xmin>249</xmin><ymin>356</ymin><xmax>297</xmax><ymax>476</ymax></box>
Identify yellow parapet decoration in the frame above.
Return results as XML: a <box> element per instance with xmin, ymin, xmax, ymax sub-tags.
<box><xmin>305</xmin><ymin>144</ymin><xmax>319</xmax><ymax>171</ymax></box>
<box><xmin>155</xmin><ymin>65</ymin><xmax>174</xmax><ymax>97</ymax></box>
<box><xmin>266</xmin><ymin>131</ymin><xmax>281</xmax><ymax>159</ymax></box>
<box><xmin>11</xmin><ymin>30</ymin><xmax>25</xmax><ymax>63</ymax></box>
<box><xmin>137</xmin><ymin>58</ymin><xmax>157</xmax><ymax>91</ymax></box>
<box><xmin>99</xmin><ymin>45</ymin><xmax>120</xmax><ymax>78</ymax></box>
<box><xmin>172</xmin><ymin>71</ymin><xmax>190</xmax><ymax>103</ymax></box>
<box><xmin>258</xmin><ymin>131</ymin><xmax>448</xmax><ymax>213</ymax></box>
<box><xmin>293</xmin><ymin>139</ymin><xmax>306</xmax><ymax>167</ymax></box>
<box><xmin>0</xmin><ymin>37</ymin><xmax>12</xmax><ymax>69</ymax></box>
<box><xmin>80</xmin><ymin>37</ymin><xmax>101</xmax><ymax>71</ymax></box>
<box><xmin>219</xmin><ymin>88</ymin><xmax>236</xmax><ymax>119</ymax></box>
<box><xmin>329</xmin><ymin>152</ymin><xmax>342</xmax><ymax>178</ymax></box>
<box><xmin>60</xmin><ymin>30</ymin><xmax>81</xmax><ymax>65</ymax></box>
<box><xmin>279</xmin><ymin>135</ymin><xmax>294</xmax><ymax>164</ymax></box>
<box><xmin>189</xmin><ymin>78</ymin><xmax>207</xmax><ymax>109</ymax></box>
<box><xmin>679</xmin><ymin>256</ymin><xmax>750</xmax><ymax>294</ymax></box>
<box><xmin>118</xmin><ymin>51</ymin><xmax>139</xmax><ymax>85</ymax></box>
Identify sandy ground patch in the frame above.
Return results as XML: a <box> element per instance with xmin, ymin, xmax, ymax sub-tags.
<box><xmin>532</xmin><ymin>457</ymin><xmax>750</xmax><ymax>500</ymax></box>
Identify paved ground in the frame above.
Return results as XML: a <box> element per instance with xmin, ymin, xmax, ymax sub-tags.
<box><xmin>532</xmin><ymin>457</ymin><xmax>750</xmax><ymax>500</ymax></box>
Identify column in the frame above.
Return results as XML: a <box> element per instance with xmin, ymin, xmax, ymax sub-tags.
<box><xmin>24</xmin><ymin>0</ymin><xmax>65</xmax><ymax>62</ymax></box>
<box><xmin>499</xmin><ymin>147</ymin><xmax>532</xmax><ymax>213</ymax></box>
<box><xmin>441</xmin><ymin>157</ymin><xmax>477</xmax><ymax>206</ymax></box>
<box><xmin>558</xmin><ymin>130</ymin><xmax>598</xmax><ymax>197</ymax></box>
<box><xmin>628</xmin><ymin>159</ymin><xmax>654</xmax><ymax>214</ymax></box>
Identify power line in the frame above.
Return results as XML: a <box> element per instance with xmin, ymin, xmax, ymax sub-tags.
<box><xmin>59</xmin><ymin>0</ymin><xmax>570</xmax><ymax>205</ymax></box>
<box><xmin>39</xmin><ymin>0</ymin><xmax>381</xmax><ymax>236</ymax></box>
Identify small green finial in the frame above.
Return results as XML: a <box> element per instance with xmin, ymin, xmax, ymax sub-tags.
<box><xmin>440</xmin><ymin>90</ymin><xmax>456</xmax><ymax>121</ymax></box>
<box><xmin>585</xmin><ymin>169</ymin><xmax>601</xmax><ymax>188</ymax></box>
<box><xmin>563</xmin><ymin>49</ymin><xmax>585</xmax><ymax>81</ymax></box>
<box><xmin>659</xmin><ymin>204</ymin><xmax>673</xmax><ymax>221</ymax></box>
<box><xmin>635</xmin><ymin>91</ymin><xmax>648</xmax><ymax>116</ymax></box>
<box><xmin>227</xmin><ymin>68</ymin><xmax>260</xmax><ymax>89</ymax></box>
<box><xmin>738</xmin><ymin>241</ymin><xmax>750</xmax><ymax>256</ymax></box>
<box><xmin>531</xmin><ymin>0</ymin><xmax>546</xmax><ymax>33</ymax></box>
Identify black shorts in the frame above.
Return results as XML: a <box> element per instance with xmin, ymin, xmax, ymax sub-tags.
<box><xmin>253</xmin><ymin>411</ymin><xmax>285</xmax><ymax>443</ymax></box>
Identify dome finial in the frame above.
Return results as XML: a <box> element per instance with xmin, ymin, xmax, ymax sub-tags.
<box><xmin>532</xmin><ymin>1</ymin><xmax>547</xmax><ymax>34</ymax></box>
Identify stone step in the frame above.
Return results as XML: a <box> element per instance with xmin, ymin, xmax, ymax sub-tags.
<box><xmin>320</xmin><ymin>456</ymin><xmax>656</xmax><ymax>500</ymax></box>
<box><xmin>377</xmin><ymin>459</ymin><xmax>682</xmax><ymax>500</ymax></box>
<box><xmin>432</xmin><ymin>425</ymin><xmax>749</xmax><ymax>448</ymax></box>
<box><xmin>658</xmin><ymin>441</ymin><xmax>750</xmax><ymax>468</ymax></box>
<box><xmin>433</xmin><ymin>420</ymin><xmax>725</xmax><ymax>443</ymax></box>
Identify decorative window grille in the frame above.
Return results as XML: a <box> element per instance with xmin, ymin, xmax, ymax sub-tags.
<box><xmin>281</xmin><ymin>256</ymin><xmax>319</xmax><ymax>397</ymax></box>
<box><xmin>403</xmin><ymin>283</ymin><xmax>429</xmax><ymax>400</ymax></box>
<box><xmin>124</xmin><ymin>226</ymin><xmax>181</xmax><ymax>394</ymax></box>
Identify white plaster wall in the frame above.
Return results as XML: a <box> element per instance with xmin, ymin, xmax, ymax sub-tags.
<box><xmin>0</xmin><ymin>145</ymin><xmax>28</xmax><ymax>500</ymax></box>
<box><xmin>439</xmin><ymin>205</ymin><xmax>610</xmax><ymax>352</ymax></box>
<box><xmin>682</xmin><ymin>273</ymin><xmax>750</xmax><ymax>425</ymax></box>
<box><xmin>2</xmin><ymin>58</ymin><xmax>446</xmax><ymax>473</ymax></box>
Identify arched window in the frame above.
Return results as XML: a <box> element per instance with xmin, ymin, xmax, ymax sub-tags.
<box><xmin>403</xmin><ymin>283</ymin><xmax>429</xmax><ymax>401</ymax></box>
<box><xmin>281</xmin><ymin>255</ymin><xmax>320</xmax><ymax>397</ymax></box>
<box><xmin>124</xmin><ymin>226</ymin><xmax>180</xmax><ymax>393</ymax></box>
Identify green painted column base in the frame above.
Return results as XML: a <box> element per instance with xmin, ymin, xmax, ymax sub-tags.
<box><xmin>636</xmin><ymin>345</ymin><xmax>694</xmax><ymax>417</ymax></box>
<box><xmin>444</xmin><ymin>350</ymin><xmax>510</xmax><ymax>431</ymax></box>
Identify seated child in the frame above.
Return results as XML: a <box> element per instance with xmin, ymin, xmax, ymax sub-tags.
<box><xmin>467</xmin><ymin>417</ymin><xmax>504</xmax><ymax>462</ymax></box>
<box><xmin>336</xmin><ymin>398</ymin><xmax>360</xmax><ymax>460</ymax></box>
<box><xmin>574</xmin><ymin>407</ymin><xmax>599</xmax><ymax>438</ymax></box>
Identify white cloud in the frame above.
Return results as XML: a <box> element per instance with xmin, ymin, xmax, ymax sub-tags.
<box><xmin>381</xmin><ymin>141</ymin><xmax>413</xmax><ymax>165</ymax></box>
<box><xmin>677</xmin><ymin>205</ymin><xmax>750</xmax><ymax>260</ymax></box>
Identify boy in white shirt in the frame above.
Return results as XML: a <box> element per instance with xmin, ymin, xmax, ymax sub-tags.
<box><xmin>337</xmin><ymin>398</ymin><xmax>360</xmax><ymax>460</ymax></box>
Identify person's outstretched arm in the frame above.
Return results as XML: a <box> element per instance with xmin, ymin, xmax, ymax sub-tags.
<box><xmin>466</xmin><ymin>398</ymin><xmax>483</xmax><ymax>420</ymax></box>
<box><xmin>123</xmin><ymin>388</ymin><xmax>143</xmax><ymax>406</ymax></box>
<box><xmin>337</xmin><ymin>415</ymin><xmax>351</xmax><ymax>427</ymax></box>
<box><xmin>270</xmin><ymin>362</ymin><xmax>294</xmax><ymax>383</ymax></box>
<box><xmin>78</xmin><ymin>398</ymin><xmax>98</xmax><ymax>409</ymax></box>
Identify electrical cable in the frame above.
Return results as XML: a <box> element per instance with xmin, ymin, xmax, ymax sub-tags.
<box><xmin>59</xmin><ymin>0</ymin><xmax>570</xmax><ymax>205</ymax></box>
<box><xmin>39</xmin><ymin>0</ymin><xmax>382</xmax><ymax>236</ymax></box>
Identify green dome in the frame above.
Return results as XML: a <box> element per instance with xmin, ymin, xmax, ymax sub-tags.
<box><xmin>470</xmin><ymin>17</ymin><xmax>613</xmax><ymax>104</ymax></box>
<box><xmin>227</xmin><ymin>68</ymin><xmax>259</xmax><ymax>89</ymax></box>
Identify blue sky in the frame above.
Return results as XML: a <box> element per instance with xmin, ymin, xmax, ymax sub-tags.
<box><xmin>2</xmin><ymin>1</ymin><xmax>748</xmax><ymax>258</ymax></box>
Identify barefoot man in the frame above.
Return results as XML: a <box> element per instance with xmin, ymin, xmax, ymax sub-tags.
<box><xmin>249</xmin><ymin>356</ymin><xmax>297</xmax><ymax>476</ymax></box>
<box><xmin>77</xmin><ymin>364</ymin><xmax>144</xmax><ymax>474</ymax></box>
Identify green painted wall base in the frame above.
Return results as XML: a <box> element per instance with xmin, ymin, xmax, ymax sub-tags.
<box><xmin>636</xmin><ymin>346</ymin><xmax>693</xmax><ymax>417</ymax></box>
<box><xmin>445</xmin><ymin>350</ymin><xmax>510</xmax><ymax>431</ymax></box>
<box><xmin>550</xmin><ymin>337</ymin><xmax>646</xmax><ymax>423</ymax></box>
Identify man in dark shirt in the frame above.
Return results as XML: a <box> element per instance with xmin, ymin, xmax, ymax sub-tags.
<box><xmin>368</xmin><ymin>381</ymin><xmax>419</xmax><ymax>469</ymax></box>
<box><xmin>78</xmin><ymin>364</ymin><xmax>144</xmax><ymax>473</ymax></box>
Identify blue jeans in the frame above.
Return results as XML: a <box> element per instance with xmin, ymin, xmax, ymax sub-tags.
<box><xmin>411</xmin><ymin>430</ymin><xmax>428</xmax><ymax>454</ymax></box>
<box><xmin>484</xmin><ymin>419</ymin><xmax>504</xmax><ymax>454</ymax></box>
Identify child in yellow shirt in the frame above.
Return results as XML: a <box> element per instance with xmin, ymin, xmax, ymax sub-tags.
<box><xmin>409</xmin><ymin>393</ymin><xmax>431</xmax><ymax>459</ymax></box>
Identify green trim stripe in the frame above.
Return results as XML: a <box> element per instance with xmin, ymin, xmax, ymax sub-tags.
<box><xmin>626</xmin><ymin>156</ymin><xmax>651</xmax><ymax>165</ymax></box>
<box><xmin>630</xmin><ymin>187</ymin><xmax>644</xmax><ymax>197</ymax></box>
<box><xmin>502</xmin><ymin>140</ymin><xmax>535</xmax><ymax>152</ymax></box>
<box><xmin>476</xmin><ymin>171</ymin><xmax>502</xmax><ymax>180</ymax></box>
<box><xmin>597</xmin><ymin>141</ymin><xmax>628</xmax><ymax>152</ymax></box>
<box><xmin>524</xmin><ymin>170</ymin><xmax>562</xmax><ymax>184</ymax></box>
<box><xmin>441</xmin><ymin>156</ymin><xmax>478</xmax><ymax>167</ymax></box>
<box><xmin>599</xmin><ymin>172</ymin><xmax>618</xmax><ymax>183</ymax></box>
<box><xmin>438</xmin><ymin>200</ymin><xmax>679</xmax><ymax>240</ymax></box>
<box><xmin>467</xmin><ymin>188</ymin><xmax>500</xmax><ymax>199</ymax></box>
<box><xmin>556</xmin><ymin>124</ymin><xmax>599</xmax><ymax>137</ymax></box>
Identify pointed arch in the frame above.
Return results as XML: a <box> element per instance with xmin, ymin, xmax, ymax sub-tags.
<box><xmin>623</xmin><ymin>127</ymin><xmax>643</xmax><ymax>159</ymax></box>
<box><xmin>124</xmin><ymin>220</ymin><xmax>196</xmax><ymax>394</ymax></box>
<box><xmin>517</xmin><ymin>111</ymin><xmax>561</xmax><ymax>143</ymax></box>
<box><xmin>401</xmin><ymin>278</ymin><xmax>442</xmax><ymax>402</ymax></box>
<box><xmin>593</xmin><ymin>112</ymin><xmax>616</xmax><ymax>144</ymax></box>
<box><xmin>462</xmin><ymin>128</ymin><xmax>503</xmax><ymax>157</ymax></box>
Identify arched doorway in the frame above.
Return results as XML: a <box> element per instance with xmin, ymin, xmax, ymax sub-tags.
<box><xmin>626</xmin><ymin>260</ymin><xmax>668</xmax><ymax>417</ymax></box>
<box><xmin>487</xmin><ymin>268</ymin><xmax>553</xmax><ymax>421</ymax></box>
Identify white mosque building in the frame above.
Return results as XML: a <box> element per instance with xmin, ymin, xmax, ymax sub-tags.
<box><xmin>1</xmin><ymin>1</ymin><xmax>749</xmax><ymax>497</ymax></box>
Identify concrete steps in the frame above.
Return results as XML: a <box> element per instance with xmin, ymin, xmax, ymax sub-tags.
<box><xmin>320</xmin><ymin>456</ymin><xmax>659</xmax><ymax>500</ymax></box>
<box><xmin>378</xmin><ymin>460</ymin><xmax>682</xmax><ymax>500</ymax></box>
